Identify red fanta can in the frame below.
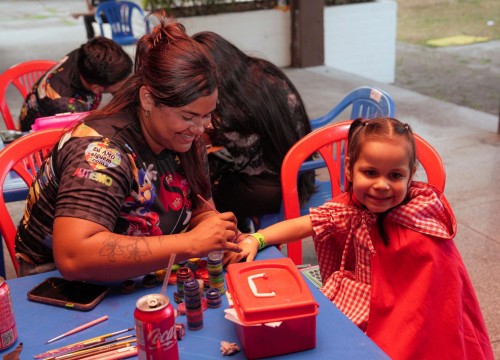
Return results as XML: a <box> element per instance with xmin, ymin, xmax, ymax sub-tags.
<box><xmin>134</xmin><ymin>294</ymin><xmax>179</xmax><ymax>360</ymax></box>
<box><xmin>0</xmin><ymin>277</ymin><xmax>18</xmax><ymax>350</ymax></box>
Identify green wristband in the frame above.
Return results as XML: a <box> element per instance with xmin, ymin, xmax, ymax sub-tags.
<box><xmin>251</xmin><ymin>233</ymin><xmax>266</xmax><ymax>250</ymax></box>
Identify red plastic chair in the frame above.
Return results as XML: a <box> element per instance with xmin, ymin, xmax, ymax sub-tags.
<box><xmin>281</xmin><ymin>120</ymin><xmax>446</xmax><ymax>265</ymax></box>
<box><xmin>0</xmin><ymin>60</ymin><xmax>57</xmax><ymax>130</ymax></box>
<box><xmin>0</xmin><ymin>128</ymin><xmax>64</xmax><ymax>276</ymax></box>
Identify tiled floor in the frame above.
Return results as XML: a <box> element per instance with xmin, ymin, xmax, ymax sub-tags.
<box><xmin>1</xmin><ymin>1</ymin><xmax>499</xmax><ymax>357</ymax></box>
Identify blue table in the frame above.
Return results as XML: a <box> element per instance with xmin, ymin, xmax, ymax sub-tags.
<box><xmin>0</xmin><ymin>247</ymin><xmax>389</xmax><ymax>359</ymax></box>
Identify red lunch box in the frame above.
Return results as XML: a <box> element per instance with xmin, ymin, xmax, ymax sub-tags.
<box><xmin>225</xmin><ymin>258</ymin><xmax>319</xmax><ymax>359</ymax></box>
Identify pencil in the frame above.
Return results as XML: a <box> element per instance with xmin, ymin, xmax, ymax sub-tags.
<box><xmin>47</xmin><ymin>316</ymin><xmax>109</xmax><ymax>343</ymax></box>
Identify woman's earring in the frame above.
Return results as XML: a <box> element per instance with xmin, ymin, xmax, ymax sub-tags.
<box><xmin>145</xmin><ymin>110</ymin><xmax>150</xmax><ymax>118</ymax></box>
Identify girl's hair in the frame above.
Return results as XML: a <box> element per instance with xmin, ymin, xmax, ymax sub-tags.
<box><xmin>346</xmin><ymin>117</ymin><xmax>416</xmax><ymax>244</ymax></box>
<box><xmin>192</xmin><ymin>31</ymin><xmax>315</xmax><ymax>205</ymax></box>
<box><xmin>86</xmin><ymin>10</ymin><xmax>217</xmax><ymax>203</ymax></box>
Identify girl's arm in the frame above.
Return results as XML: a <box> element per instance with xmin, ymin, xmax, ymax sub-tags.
<box><xmin>259</xmin><ymin>215</ymin><xmax>313</xmax><ymax>246</ymax></box>
<box><xmin>223</xmin><ymin>215</ymin><xmax>313</xmax><ymax>264</ymax></box>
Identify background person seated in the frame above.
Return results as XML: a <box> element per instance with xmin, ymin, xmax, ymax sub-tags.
<box><xmin>193</xmin><ymin>31</ymin><xmax>315</xmax><ymax>232</ymax></box>
<box><xmin>71</xmin><ymin>0</ymin><xmax>110</xmax><ymax>40</ymax></box>
<box><xmin>19</xmin><ymin>36</ymin><xmax>133</xmax><ymax>132</ymax></box>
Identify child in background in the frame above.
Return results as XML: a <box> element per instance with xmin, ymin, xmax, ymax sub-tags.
<box><xmin>229</xmin><ymin>117</ymin><xmax>494</xmax><ymax>359</ymax></box>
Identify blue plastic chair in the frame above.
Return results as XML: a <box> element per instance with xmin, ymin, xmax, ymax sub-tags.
<box><xmin>256</xmin><ymin>86</ymin><xmax>395</xmax><ymax>230</ymax></box>
<box><xmin>95</xmin><ymin>0</ymin><xmax>150</xmax><ymax>46</ymax></box>
<box><xmin>310</xmin><ymin>86</ymin><xmax>395</xmax><ymax>130</ymax></box>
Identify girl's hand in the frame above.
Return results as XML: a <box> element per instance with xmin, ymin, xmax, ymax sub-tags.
<box><xmin>222</xmin><ymin>234</ymin><xmax>258</xmax><ymax>266</ymax></box>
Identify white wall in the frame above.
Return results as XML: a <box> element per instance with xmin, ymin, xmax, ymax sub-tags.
<box><xmin>324</xmin><ymin>0</ymin><xmax>397</xmax><ymax>83</ymax></box>
<box><xmin>178</xmin><ymin>8</ymin><xmax>292</xmax><ymax>67</ymax></box>
<box><xmin>140</xmin><ymin>2</ymin><xmax>398</xmax><ymax>83</ymax></box>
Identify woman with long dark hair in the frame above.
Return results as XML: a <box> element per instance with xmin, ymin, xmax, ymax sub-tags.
<box><xmin>193</xmin><ymin>31</ymin><xmax>315</xmax><ymax>231</ymax></box>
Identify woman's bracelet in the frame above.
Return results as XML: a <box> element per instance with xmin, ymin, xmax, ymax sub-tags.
<box><xmin>249</xmin><ymin>233</ymin><xmax>266</xmax><ymax>251</ymax></box>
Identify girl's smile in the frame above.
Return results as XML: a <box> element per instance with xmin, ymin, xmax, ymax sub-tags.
<box><xmin>346</xmin><ymin>139</ymin><xmax>414</xmax><ymax>213</ymax></box>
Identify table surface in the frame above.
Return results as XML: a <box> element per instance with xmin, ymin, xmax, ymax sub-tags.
<box><xmin>0</xmin><ymin>247</ymin><xmax>389</xmax><ymax>359</ymax></box>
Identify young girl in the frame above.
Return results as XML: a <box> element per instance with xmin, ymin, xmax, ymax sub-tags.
<box><xmin>228</xmin><ymin>118</ymin><xmax>494</xmax><ymax>359</ymax></box>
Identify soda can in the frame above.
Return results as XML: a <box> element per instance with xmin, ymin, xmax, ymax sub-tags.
<box><xmin>0</xmin><ymin>277</ymin><xmax>18</xmax><ymax>350</ymax></box>
<box><xmin>134</xmin><ymin>294</ymin><xmax>179</xmax><ymax>360</ymax></box>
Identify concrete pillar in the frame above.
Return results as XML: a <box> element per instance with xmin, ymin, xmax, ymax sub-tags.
<box><xmin>291</xmin><ymin>0</ymin><xmax>324</xmax><ymax>67</ymax></box>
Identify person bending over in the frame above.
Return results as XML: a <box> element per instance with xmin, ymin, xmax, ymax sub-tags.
<box><xmin>15</xmin><ymin>11</ymin><xmax>241</xmax><ymax>282</ymax></box>
<box><xmin>19</xmin><ymin>36</ymin><xmax>132</xmax><ymax>131</ymax></box>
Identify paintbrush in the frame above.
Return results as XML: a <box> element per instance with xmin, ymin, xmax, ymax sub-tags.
<box><xmin>34</xmin><ymin>328</ymin><xmax>134</xmax><ymax>359</ymax></box>
<box><xmin>196</xmin><ymin>194</ymin><xmax>242</xmax><ymax>242</ymax></box>
<box><xmin>45</xmin><ymin>336</ymin><xmax>135</xmax><ymax>360</ymax></box>
<box><xmin>73</xmin><ymin>346</ymin><xmax>137</xmax><ymax>360</ymax></box>
<box><xmin>47</xmin><ymin>316</ymin><xmax>109</xmax><ymax>344</ymax></box>
<box><xmin>51</xmin><ymin>339</ymin><xmax>136</xmax><ymax>360</ymax></box>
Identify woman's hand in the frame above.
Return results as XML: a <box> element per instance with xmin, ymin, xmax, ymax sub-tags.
<box><xmin>189</xmin><ymin>212</ymin><xmax>242</xmax><ymax>256</ymax></box>
<box><xmin>222</xmin><ymin>234</ymin><xmax>258</xmax><ymax>266</ymax></box>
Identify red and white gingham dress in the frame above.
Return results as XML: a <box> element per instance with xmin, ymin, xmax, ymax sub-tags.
<box><xmin>310</xmin><ymin>181</ymin><xmax>453</xmax><ymax>331</ymax></box>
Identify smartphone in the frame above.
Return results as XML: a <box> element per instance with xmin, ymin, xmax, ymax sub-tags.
<box><xmin>27</xmin><ymin>277</ymin><xmax>110</xmax><ymax>311</ymax></box>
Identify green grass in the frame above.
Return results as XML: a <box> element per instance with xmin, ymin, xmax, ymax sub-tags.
<box><xmin>397</xmin><ymin>0</ymin><xmax>500</xmax><ymax>46</ymax></box>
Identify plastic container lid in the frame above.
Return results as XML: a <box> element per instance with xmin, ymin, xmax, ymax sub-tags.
<box><xmin>225</xmin><ymin>258</ymin><xmax>318</xmax><ymax>325</ymax></box>
<box><xmin>31</xmin><ymin>112</ymin><xmax>89</xmax><ymax>131</ymax></box>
